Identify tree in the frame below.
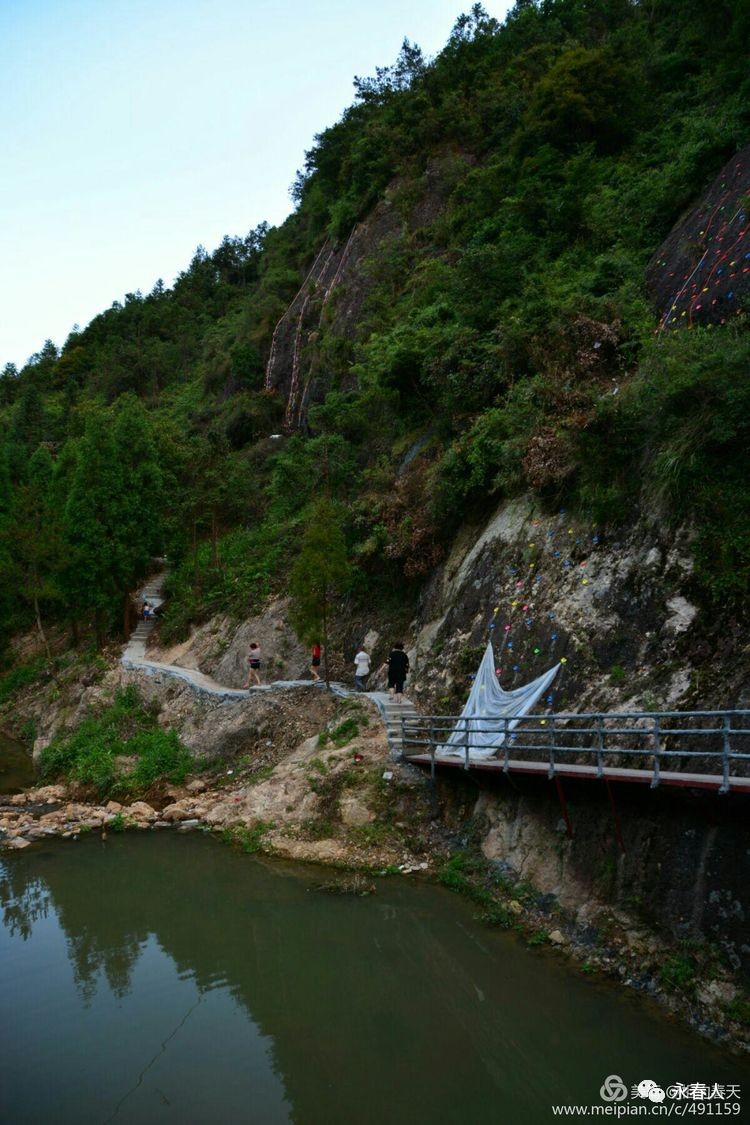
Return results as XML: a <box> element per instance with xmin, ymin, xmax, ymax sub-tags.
<box><xmin>9</xmin><ymin>383</ymin><xmax>46</xmax><ymax>477</ymax></box>
<box><xmin>8</xmin><ymin>447</ymin><xmax>64</xmax><ymax>661</ymax></box>
<box><xmin>63</xmin><ymin>412</ymin><xmax>125</xmax><ymax>646</ymax></box>
<box><xmin>289</xmin><ymin>498</ymin><xmax>354</xmax><ymax>685</ymax></box>
<box><xmin>111</xmin><ymin>395</ymin><xmax>164</xmax><ymax>633</ymax></box>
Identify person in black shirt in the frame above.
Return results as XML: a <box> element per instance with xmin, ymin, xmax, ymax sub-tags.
<box><xmin>382</xmin><ymin>642</ymin><xmax>409</xmax><ymax>704</ymax></box>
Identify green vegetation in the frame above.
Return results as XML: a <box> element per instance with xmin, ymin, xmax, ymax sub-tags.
<box><xmin>222</xmin><ymin>821</ymin><xmax>274</xmax><ymax>854</ymax></box>
<box><xmin>0</xmin><ymin>659</ymin><xmax>46</xmax><ymax>705</ymax></box>
<box><xmin>318</xmin><ymin>717</ymin><xmax>361</xmax><ymax>749</ymax></box>
<box><xmin>1</xmin><ymin>0</ymin><xmax>749</xmax><ymax>668</ymax></box>
<box><xmin>658</xmin><ymin>953</ymin><xmax>696</xmax><ymax>993</ymax></box>
<box><xmin>39</xmin><ymin>686</ymin><xmax>191</xmax><ymax>798</ymax></box>
<box><xmin>725</xmin><ymin>997</ymin><xmax>750</xmax><ymax>1027</ymax></box>
<box><xmin>438</xmin><ymin>850</ymin><xmax>516</xmax><ymax>929</ymax></box>
<box><xmin>289</xmin><ymin>496</ymin><xmax>354</xmax><ymax>683</ymax></box>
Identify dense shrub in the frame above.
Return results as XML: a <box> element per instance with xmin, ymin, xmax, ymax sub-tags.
<box><xmin>40</xmin><ymin>686</ymin><xmax>191</xmax><ymax>798</ymax></box>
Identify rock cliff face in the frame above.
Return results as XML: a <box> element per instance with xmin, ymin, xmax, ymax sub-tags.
<box><xmin>401</xmin><ymin>493</ymin><xmax>750</xmax><ymax>975</ymax></box>
<box><xmin>148</xmin><ymin>596</ymin><xmax>310</xmax><ymax>688</ymax></box>
<box><xmin>472</xmin><ymin>778</ymin><xmax>749</xmax><ymax>976</ymax></box>
<box><xmin>408</xmin><ymin>493</ymin><xmax>749</xmax><ymax>716</ymax></box>
<box><xmin>646</xmin><ymin>143</ymin><xmax>750</xmax><ymax>331</ymax></box>
<box><xmin>264</xmin><ymin>157</ymin><xmax>469</xmax><ymax>427</ymax></box>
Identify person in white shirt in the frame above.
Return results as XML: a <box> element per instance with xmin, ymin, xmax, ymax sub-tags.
<box><xmin>353</xmin><ymin>648</ymin><xmax>370</xmax><ymax>692</ymax></box>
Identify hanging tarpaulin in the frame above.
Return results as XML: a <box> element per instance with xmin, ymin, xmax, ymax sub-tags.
<box><xmin>438</xmin><ymin>642</ymin><xmax>560</xmax><ymax>760</ymax></box>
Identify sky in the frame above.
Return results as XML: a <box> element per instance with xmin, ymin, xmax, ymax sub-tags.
<box><xmin>0</xmin><ymin>0</ymin><xmax>513</xmax><ymax>370</ymax></box>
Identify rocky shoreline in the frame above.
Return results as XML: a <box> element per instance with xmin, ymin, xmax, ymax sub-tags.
<box><xmin>0</xmin><ymin>782</ymin><xmax>215</xmax><ymax>847</ymax></box>
<box><xmin>2</xmin><ymin>774</ymin><xmax>748</xmax><ymax>1056</ymax></box>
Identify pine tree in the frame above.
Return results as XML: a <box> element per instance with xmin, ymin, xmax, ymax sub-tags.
<box><xmin>10</xmin><ymin>447</ymin><xmax>63</xmax><ymax>661</ymax></box>
<box><xmin>63</xmin><ymin>412</ymin><xmax>125</xmax><ymax>646</ymax></box>
<box><xmin>111</xmin><ymin>395</ymin><xmax>164</xmax><ymax>633</ymax></box>
<box><xmin>289</xmin><ymin>498</ymin><xmax>354</xmax><ymax>686</ymax></box>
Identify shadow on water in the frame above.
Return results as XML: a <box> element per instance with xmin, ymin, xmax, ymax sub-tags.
<box><xmin>0</xmin><ymin>730</ymin><xmax>35</xmax><ymax>794</ymax></box>
<box><xmin>1</xmin><ymin>833</ymin><xmax>748</xmax><ymax>1125</ymax></box>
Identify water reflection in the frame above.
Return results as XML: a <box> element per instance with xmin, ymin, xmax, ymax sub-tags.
<box><xmin>0</xmin><ymin>864</ymin><xmax>51</xmax><ymax>939</ymax></box>
<box><xmin>1</xmin><ymin>834</ymin><xmax>748</xmax><ymax>1125</ymax></box>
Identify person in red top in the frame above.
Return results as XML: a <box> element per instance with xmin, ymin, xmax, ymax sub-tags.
<box><xmin>310</xmin><ymin>642</ymin><xmax>322</xmax><ymax>682</ymax></box>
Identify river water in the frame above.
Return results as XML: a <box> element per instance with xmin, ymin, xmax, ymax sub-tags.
<box><xmin>1</xmin><ymin>833</ymin><xmax>747</xmax><ymax>1124</ymax></box>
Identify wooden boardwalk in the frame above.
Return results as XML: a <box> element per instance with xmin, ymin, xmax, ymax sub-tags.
<box><xmin>404</xmin><ymin>752</ymin><xmax>750</xmax><ymax>794</ymax></box>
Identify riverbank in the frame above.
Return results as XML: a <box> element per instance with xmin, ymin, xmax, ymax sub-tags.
<box><xmin>3</xmin><ymin>763</ymin><xmax>749</xmax><ymax>1056</ymax></box>
<box><xmin>2</xmin><ymin>648</ymin><xmax>749</xmax><ymax>1055</ymax></box>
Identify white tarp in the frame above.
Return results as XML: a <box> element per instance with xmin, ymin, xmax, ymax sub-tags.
<box><xmin>437</xmin><ymin>642</ymin><xmax>560</xmax><ymax>759</ymax></box>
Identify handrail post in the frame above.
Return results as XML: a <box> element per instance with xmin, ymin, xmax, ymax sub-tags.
<box><xmin>430</xmin><ymin>718</ymin><xmax>436</xmax><ymax>782</ymax></box>
<box><xmin>503</xmin><ymin>716</ymin><xmax>509</xmax><ymax>773</ymax></box>
<box><xmin>596</xmin><ymin>715</ymin><xmax>604</xmax><ymax>778</ymax></box>
<box><xmin>720</xmin><ymin>714</ymin><xmax>731</xmax><ymax>795</ymax></box>
<box><xmin>548</xmin><ymin>715</ymin><xmax>556</xmax><ymax>779</ymax></box>
<box><xmin>651</xmin><ymin>716</ymin><xmax>661</xmax><ymax>789</ymax></box>
<box><xmin>400</xmin><ymin>715</ymin><xmax>407</xmax><ymax>761</ymax></box>
<box><xmin>464</xmin><ymin>718</ymin><xmax>470</xmax><ymax>771</ymax></box>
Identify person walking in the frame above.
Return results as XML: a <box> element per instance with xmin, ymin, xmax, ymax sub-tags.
<box><xmin>382</xmin><ymin>642</ymin><xmax>409</xmax><ymax>704</ymax></box>
<box><xmin>244</xmin><ymin>642</ymin><xmax>262</xmax><ymax>688</ymax></box>
<box><xmin>310</xmin><ymin>642</ymin><xmax>322</xmax><ymax>682</ymax></box>
<box><xmin>353</xmin><ymin>646</ymin><xmax>370</xmax><ymax>692</ymax></box>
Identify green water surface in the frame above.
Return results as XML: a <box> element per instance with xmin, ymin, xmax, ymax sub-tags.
<box><xmin>1</xmin><ymin>833</ymin><xmax>747</xmax><ymax>1124</ymax></box>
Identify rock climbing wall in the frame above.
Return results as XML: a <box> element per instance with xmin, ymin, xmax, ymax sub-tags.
<box><xmin>647</xmin><ymin>144</ymin><xmax>750</xmax><ymax>330</ymax></box>
<box><xmin>263</xmin><ymin>157</ymin><xmax>467</xmax><ymax>428</ymax></box>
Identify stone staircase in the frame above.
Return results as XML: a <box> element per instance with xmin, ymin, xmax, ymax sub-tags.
<box><xmin>374</xmin><ymin>696</ymin><xmax>420</xmax><ymax>760</ymax></box>
<box><xmin>124</xmin><ymin>573</ymin><xmax>166</xmax><ymax>662</ymax></box>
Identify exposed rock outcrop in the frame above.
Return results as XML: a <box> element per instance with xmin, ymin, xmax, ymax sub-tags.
<box><xmin>410</xmin><ymin>494</ymin><xmax>746</xmax><ymax>716</ymax></box>
<box><xmin>647</xmin><ymin>143</ymin><xmax>750</xmax><ymax>330</ymax></box>
<box><xmin>264</xmin><ymin>156</ymin><xmax>471</xmax><ymax>427</ymax></box>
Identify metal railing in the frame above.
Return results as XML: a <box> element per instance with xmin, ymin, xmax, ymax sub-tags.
<box><xmin>399</xmin><ymin>710</ymin><xmax>750</xmax><ymax>794</ymax></box>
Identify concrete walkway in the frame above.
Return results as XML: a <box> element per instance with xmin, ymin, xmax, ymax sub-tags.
<box><xmin>121</xmin><ymin>573</ymin><xmax>417</xmax><ymax>757</ymax></box>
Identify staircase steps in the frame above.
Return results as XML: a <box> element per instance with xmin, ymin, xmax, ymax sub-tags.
<box><xmin>381</xmin><ymin>702</ymin><xmax>419</xmax><ymax>757</ymax></box>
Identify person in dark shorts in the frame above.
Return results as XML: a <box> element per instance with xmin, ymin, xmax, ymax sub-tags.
<box><xmin>310</xmin><ymin>642</ymin><xmax>322</xmax><ymax>682</ymax></box>
<box><xmin>244</xmin><ymin>642</ymin><xmax>262</xmax><ymax>687</ymax></box>
<box><xmin>383</xmin><ymin>642</ymin><xmax>409</xmax><ymax>704</ymax></box>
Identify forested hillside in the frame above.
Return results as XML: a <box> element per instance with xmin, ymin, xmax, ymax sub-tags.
<box><xmin>1</xmin><ymin>0</ymin><xmax>749</xmax><ymax>673</ymax></box>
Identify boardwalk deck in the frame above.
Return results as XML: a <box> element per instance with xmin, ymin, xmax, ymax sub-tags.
<box><xmin>404</xmin><ymin>753</ymin><xmax>750</xmax><ymax>794</ymax></box>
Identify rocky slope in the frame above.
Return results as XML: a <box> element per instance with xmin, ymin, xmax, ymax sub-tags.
<box><xmin>409</xmin><ymin>493</ymin><xmax>748</xmax><ymax>716</ymax></box>
<box><xmin>646</xmin><ymin>143</ymin><xmax>750</xmax><ymax>332</ymax></box>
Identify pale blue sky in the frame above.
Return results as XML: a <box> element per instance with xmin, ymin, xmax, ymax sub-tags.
<box><xmin>1</xmin><ymin>0</ymin><xmax>512</xmax><ymax>370</ymax></box>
